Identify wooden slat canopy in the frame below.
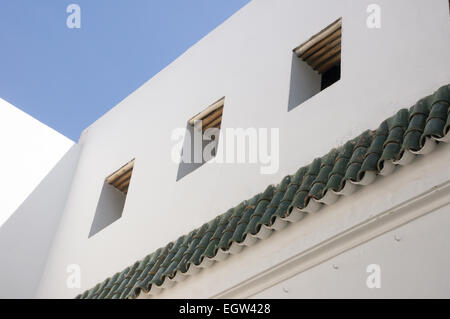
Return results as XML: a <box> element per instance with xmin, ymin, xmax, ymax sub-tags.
<box><xmin>294</xmin><ymin>18</ymin><xmax>342</xmax><ymax>74</ymax></box>
<box><xmin>188</xmin><ymin>97</ymin><xmax>224</xmax><ymax>132</ymax></box>
<box><xmin>105</xmin><ymin>159</ymin><xmax>135</xmax><ymax>194</ymax></box>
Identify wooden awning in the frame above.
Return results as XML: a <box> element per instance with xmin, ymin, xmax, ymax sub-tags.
<box><xmin>294</xmin><ymin>18</ymin><xmax>341</xmax><ymax>74</ymax></box>
<box><xmin>105</xmin><ymin>159</ymin><xmax>135</xmax><ymax>194</ymax></box>
<box><xmin>188</xmin><ymin>97</ymin><xmax>224</xmax><ymax>132</ymax></box>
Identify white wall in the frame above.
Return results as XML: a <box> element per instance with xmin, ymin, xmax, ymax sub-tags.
<box><xmin>0</xmin><ymin>97</ymin><xmax>74</xmax><ymax>226</ymax></box>
<box><xmin>36</xmin><ymin>0</ymin><xmax>450</xmax><ymax>298</ymax></box>
<box><xmin>0</xmin><ymin>97</ymin><xmax>77</xmax><ymax>298</ymax></box>
<box><xmin>0</xmin><ymin>144</ymin><xmax>80</xmax><ymax>298</ymax></box>
<box><xmin>253</xmin><ymin>203</ymin><xmax>450</xmax><ymax>299</ymax></box>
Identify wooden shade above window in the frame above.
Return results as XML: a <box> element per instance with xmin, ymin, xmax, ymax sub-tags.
<box><xmin>294</xmin><ymin>18</ymin><xmax>342</xmax><ymax>74</ymax></box>
<box><xmin>105</xmin><ymin>159</ymin><xmax>135</xmax><ymax>194</ymax></box>
<box><xmin>188</xmin><ymin>97</ymin><xmax>224</xmax><ymax>132</ymax></box>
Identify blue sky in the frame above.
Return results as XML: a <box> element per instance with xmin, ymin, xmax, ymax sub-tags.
<box><xmin>0</xmin><ymin>0</ymin><xmax>249</xmax><ymax>141</ymax></box>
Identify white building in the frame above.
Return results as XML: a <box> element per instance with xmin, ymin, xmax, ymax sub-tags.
<box><xmin>0</xmin><ymin>98</ymin><xmax>74</xmax><ymax>298</ymax></box>
<box><xmin>1</xmin><ymin>0</ymin><xmax>449</xmax><ymax>299</ymax></box>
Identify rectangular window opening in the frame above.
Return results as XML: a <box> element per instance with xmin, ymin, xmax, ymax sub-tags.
<box><xmin>88</xmin><ymin>159</ymin><xmax>135</xmax><ymax>237</ymax></box>
<box><xmin>176</xmin><ymin>97</ymin><xmax>224</xmax><ymax>181</ymax></box>
<box><xmin>288</xmin><ymin>18</ymin><xmax>342</xmax><ymax>111</ymax></box>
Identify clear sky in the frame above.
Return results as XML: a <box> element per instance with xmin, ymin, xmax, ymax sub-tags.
<box><xmin>0</xmin><ymin>0</ymin><xmax>250</xmax><ymax>141</ymax></box>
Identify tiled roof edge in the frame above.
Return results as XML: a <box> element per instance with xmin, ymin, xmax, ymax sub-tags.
<box><xmin>76</xmin><ymin>84</ymin><xmax>450</xmax><ymax>299</ymax></box>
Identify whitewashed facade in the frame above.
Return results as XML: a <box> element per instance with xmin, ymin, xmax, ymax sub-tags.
<box><xmin>0</xmin><ymin>0</ymin><xmax>449</xmax><ymax>298</ymax></box>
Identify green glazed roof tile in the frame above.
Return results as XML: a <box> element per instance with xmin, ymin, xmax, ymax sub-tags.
<box><xmin>189</xmin><ymin>217</ymin><xmax>220</xmax><ymax>266</ymax></box>
<box><xmin>324</xmin><ymin>139</ymin><xmax>356</xmax><ymax>193</ymax></box>
<box><xmin>77</xmin><ymin>288</ymin><xmax>89</xmax><ymax>299</ymax></box>
<box><xmin>114</xmin><ymin>261</ymin><xmax>139</xmax><ymax>299</ymax></box>
<box><xmin>77</xmin><ymin>84</ymin><xmax>450</xmax><ymax>299</ymax></box>
<box><xmin>177</xmin><ymin>225</ymin><xmax>207</xmax><ymax>273</ymax></box>
<box><xmin>109</xmin><ymin>268</ymin><xmax>129</xmax><ymax>299</ymax></box>
<box><xmin>153</xmin><ymin>237</ymin><xmax>185</xmax><ymax>285</ymax></box>
<box><xmin>358</xmin><ymin>120</ymin><xmax>389</xmax><ymax>179</ymax></box>
<box><xmin>344</xmin><ymin>130</ymin><xmax>373</xmax><ymax>183</ymax></box>
<box><xmin>133</xmin><ymin>243</ymin><xmax>174</xmax><ymax>296</ymax></box>
<box><xmin>91</xmin><ymin>277</ymin><xmax>110</xmax><ymax>299</ymax></box>
<box><xmin>202</xmin><ymin>209</ymin><xmax>233</xmax><ymax>259</ymax></box>
<box><xmin>217</xmin><ymin>201</ymin><xmax>247</xmax><ymax>250</ymax></box>
<box><xmin>379</xmin><ymin>108</ymin><xmax>410</xmax><ymax>165</ymax></box>
<box><xmin>271</xmin><ymin>167</ymin><xmax>307</xmax><ymax>220</ymax></box>
<box><xmin>247</xmin><ymin>183</ymin><xmax>280</xmax><ymax>234</ymax></box>
<box><xmin>132</xmin><ymin>249</ymin><xmax>162</xmax><ymax>292</ymax></box>
<box><xmin>85</xmin><ymin>282</ymin><xmax>100</xmax><ymax>299</ymax></box>
<box><xmin>97</xmin><ymin>272</ymin><xmax>119</xmax><ymax>299</ymax></box>
<box><xmin>146</xmin><ymin>243</ymin><xmax>174</xmax><ymax>286</ymax></box>
<box><xmin>260</xmin><ymin>177</ymin><xmax>290</xmax><ymax>221</ymax></box>
<box><xmin>308</xmin><ymin>149</ymin><xmax>338</xmax><ymax>200</ymax></box>
<box><xmin>422</xmin><ymin>101</ymin><xmax>448</xmax><ymax>140</ymax></box>
<box><xmin>164</xmin><ymin>231</ymin><xmax>194</xmax><ymax>278</ymax></box>
<box><xmin>403</xmin><ymin>99</ymin><xmax>429</xmax><ymax>152</ymax></box>
<box><xmin>289</xmin><ymin>158</ymin><xmax>322</xmax><ymax>209</ymax></box>
<box><xmin>231</xmin><ymin>194</ymin><xmax>261</xmax><ymax>243</ymax></box>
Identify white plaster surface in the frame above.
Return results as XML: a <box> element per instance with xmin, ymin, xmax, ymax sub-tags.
<box><xmin>29</xmin><ymin>0</ymin><xmax>450</xmax><ymax>298</ymax></box>
<box><xmin>0</xmin><ymin>97</ymin><xmax>74</xmax><ymax>226</ymax></box>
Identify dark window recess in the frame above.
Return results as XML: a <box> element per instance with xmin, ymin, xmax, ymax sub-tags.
<box><xmin>321</xmin><ymin>63</ymin><xmax>341</xmax><ymax>90</ymax></box>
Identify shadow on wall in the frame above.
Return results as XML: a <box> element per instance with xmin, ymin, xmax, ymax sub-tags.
<box><xmin>0</xmin><ymin>144</ymin><xmax>80</xmax><ymax>298</ymax></box>
<box><xmin>176</xmin><ymin>123</ymin><xmax>219</xmax><ymax>181</ymax></box>
<box><xmin>88</xmin><ymin>182</ymin><xmax>126</xmax><ymax>238</ymax></box>
<box><xmin>287</xmin><ymin>52</ymin><xmax>321</xmax><ymax>112</ymax></box>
